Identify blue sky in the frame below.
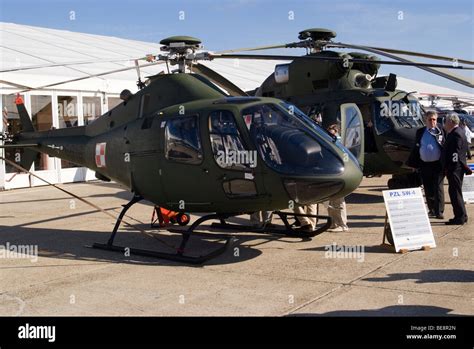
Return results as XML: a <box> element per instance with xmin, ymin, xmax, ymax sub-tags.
<box><xmin>1</xmin><ymin>0</ymin><xmax>473</xmax><ymax>92</ymax></box>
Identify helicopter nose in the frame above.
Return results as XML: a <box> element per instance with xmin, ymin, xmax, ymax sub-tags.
<box><xmin>283</xmin><ymin>151</ymin><xmax>363</xmax><ymax>205</ymax></box>
<box><xmin>250</xmin><ymin>120</ymin><xmax>363</xmax><ymax>204</ymax></box>
<box><xmin>336</xmin><ymin>156</ymin><xmax>364</xmax><ymax>197</ymax></box>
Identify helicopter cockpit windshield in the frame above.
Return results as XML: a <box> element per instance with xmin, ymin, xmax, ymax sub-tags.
<box><xmin>242</xmin><ymin>103</ymin><xmax>344</xmax><ymax>176</ymax></box>
<box><xmin>373</xmin><ymin>97</ymin><xmax>424</xmax><ymax>135</ymax></box>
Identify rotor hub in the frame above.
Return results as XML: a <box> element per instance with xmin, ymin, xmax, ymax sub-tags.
<box><xmin>157</xmin><ymin>36</ymin><xmax>206</xmax><ymax>73</ymax></box>
<box><xmin>298</xmin><ymin>28</ymin><xmax>336</xmax><ymax>41</ymax></box>
<box><xmin>160</xmin><ymin>36</ymin><xmax>202</xmax><ymax>54</ymax></box>
<box><xmin>286</xmin><ymin>28</ymin><xmax>338</xmax><ymax>52</ymax></box>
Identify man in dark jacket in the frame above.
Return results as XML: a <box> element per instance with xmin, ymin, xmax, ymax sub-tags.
<box><xmin>407</xmin><ymin>111</ymin><xmax>445</xmax><ymax>219</ymax></box>
<box><xmin>444</xmin><ymin>113</ymin><xmax>469</xmax><ymax>225</ymax></box>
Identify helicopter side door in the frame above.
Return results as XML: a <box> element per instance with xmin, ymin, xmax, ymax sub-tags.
<box><xmin>204</xmin><ymin>109</ymin><xmax>268</xmax><ymax>211</ymax></box>
<box><xmin>340</xmin><ymin>103</ymin><xmax>365</xmax><ymax>168</ymax></box>
<box><xmin>158</xmin><ymin>114</ymin><xmax>211</xmax><ymax>211</ymax></box>
<box><xmin>158</xmin><ymin>111</ymin><xmax>268</xmax><ymax>212</ymax></box>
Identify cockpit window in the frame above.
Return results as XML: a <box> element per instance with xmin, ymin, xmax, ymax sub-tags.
<box><xmin>374</xmin><ymin>99</ymin><xmax>424</xmax><ymax>134</ymax></box>
<box><xmin>342</xmin><ymin>105</ymin><xmax>363</xmax><ymax>159</ymax></box>
<box><xmin>281</xmin><ymin>102</ymin><xmax>360</xmax><ymax>166</ymax></box>
<box><xmin>279</xmin><ymin>102</ymin><xmax>337</xmax><ymax>144</ymax></box>
<box><xmin>165</xmin><ymin>115</ymin><xmax>203</xmax><ymax>164</ymax></box>
<box><xmin>209</xmin><ymin>110</ymin><xmax>253</xmax><ymax>170</ymax></box>
<box><xmin>242</xmin><ymin>103</ymin><xmax>344</xmax><ymax>175</ymax></box>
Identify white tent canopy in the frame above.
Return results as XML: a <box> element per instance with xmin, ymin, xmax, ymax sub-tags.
<box><xmin>0</xmin><ymin>22</ymin><xmax>166</xmax><ymax>93</ymax></box>
<box><xmin>1</xmin><ymin>22</ymin><xmax>472</xmax><ymax>104</ymax></box>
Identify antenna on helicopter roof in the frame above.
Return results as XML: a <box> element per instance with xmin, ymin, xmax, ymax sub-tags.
<box><xmin>134</xmin><ymin>60</ymin><xmax>146</xmax><ymax>89</ymax></box>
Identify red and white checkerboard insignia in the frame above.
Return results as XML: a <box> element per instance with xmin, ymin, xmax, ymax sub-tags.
<box><xmin>95</xmin><ymin>143</ymin><xmax>107</xmax><ymax>168</ymax></box>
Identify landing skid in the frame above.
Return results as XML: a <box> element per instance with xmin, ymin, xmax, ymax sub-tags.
<box><xmin>92</xmin><ymin>196</ymin><xmax>235</xmax><ymax>264</ymax></box>
<box><xmin>92</xmin><ymin>234</ymin><xmax>235</xmax><ymax>264</ymax></box>
<box><xmin>209</xmin><ymin>211</ymin><xmax>332</xmax><ymax>238</ymax></box>
<box><xmin>92</xmin><ymin>196</ymin><xmax>332</xmax><ymax>264</ymax></box>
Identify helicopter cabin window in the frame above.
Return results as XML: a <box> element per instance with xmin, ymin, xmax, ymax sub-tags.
<box><xmin>139</xmin><ymin>93</ymin><xmax>151</xmax><ymax>118</ymax></box>
<box><xmin>243</xmin><ymin>103</ymin><xmax>344</xmax><ymax>175</ymax></box>
<box><xmin>357</xmin><ymin>103</ymin><xmax>378</xmax><ymax>153</ymax></box>
<box><xmin>208</xmin><ymin>110</ymin><xmax>252</xmax><ymax>170</ymax></box>
<box><xmin>373</xmin><ymin>99</ymin><xmax>423</xmax><ymax>135</ymax></box>
<box><xmin>305</xmin><ymin>105</ymin><xmax>324</xmax><ymax>125</ymax></box>
<box><xmin>164</xmin><ymin>115</ymin><xmax>203</xmax><ymax>165</ymax></box>
<box><xmin>373</xmin><ymin>101</ymin><xmax>392</xmax><ymax>135</ymax></box>
<box><xmin>341</xmin><ymin>105</ymin><xmax>362</xmax><ymax>159</ymax></box>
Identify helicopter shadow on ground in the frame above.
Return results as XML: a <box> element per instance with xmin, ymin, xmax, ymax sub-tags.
<box><xmin>0</xmin><ymin>187</ymin><xmax>134</xmax><ymax>205</ymax></box>
<box><xmin>118</xmin><ymin>219</ymin><xmax>314</xmax><ymax>267</ymax></box>
<box><xmin>300</xmin><ymin>244</ymin><xmax>394</xmax><ymax>254</ymax></box>
<box><xmin>288</xmin><ymin>305</ymin><xmax>463</xmax><ymax>316</ymax></box>
<box><xmin>367</xmin><ymin>187</ymin><xmax>385</xmax><ymax>192</ymax></box>
<box><xmin>0</xmin><ymin>223</ymin><xmax>258</xmax><ymax>267</ymax></box>
<box><xmin>346</xmin><ymin>216</ymin><xmax>385</xmax><ymax>228</ymax></box>
<box><xmin>0</xmin><ymin>182</ymin><xmax>334</xmax><ymax>267</ymax></box>
<box><xmin>362</xmin><ymin>269</ymin><xmax>474</xmax><ymax>283</ymax></box>
<box><xmin>346</xmin><ymin>192</ymin><xmax>384</xmax><ymax>204</ymax></box>
<box><xmin>0</xmin><ymin>213</ymin><xmax>316</xmax><ymax>267</ymax></box>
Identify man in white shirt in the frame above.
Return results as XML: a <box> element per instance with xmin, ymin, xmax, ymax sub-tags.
<box><xmin>409</xmin><ymin>111</ymin><xmax>446</xmax><ymax>219</ymax></box>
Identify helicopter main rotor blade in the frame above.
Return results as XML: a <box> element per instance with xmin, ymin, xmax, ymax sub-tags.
<box><xmin>327</xmin><ymin>42</ymin><xmax>474</xmax><ymax>88</ymax></box>
<box><xmin>454</xmin><ymin>101</ymin><xmax>474</xmax><ymax>107</ymax></box>
<box><xmin>440</xmin><ymin>97</ymin><xmax>474</xmax><ymax>107</ymax></box>
<box><xmin>0</xmin><ymin>58</ymin><xmax>144</xmax><ymax>73</ymax></box>
<box><xmin>216</xmin><ymin>41</ymin><xmax>474</xmax><ymax>66</ymax></box>
<box><xmin>212</xmin><ymin>53</ymin><xmax>474</xmax><ymax>71</ymax></box>
<box><xmin>327</xmin><ymin>43</ymin><xmax>474</xmax><ymax>66</ymax></box>
<box><xmin>214</xmin><ymin>40</ymin><xmax>473</xmax><ymax>88</ymax></box>
<box><xmin>215</xmin><ymin>44</ymin><xmax>287</xmax><ymax>54</ymax></box>
<box><xmin>190</xmin><ymin>63</ymin><xmax>247</xmax><ymax>96</ymax></box>
<box><xmin>419</xmin><ymin>92</ymin><xmax>474</xmax><ymax>98</ymax></box>
<box><xmin>11</xmin><ymin>61</ymin><xmax>165</xmax><ymax>94</ymax></box>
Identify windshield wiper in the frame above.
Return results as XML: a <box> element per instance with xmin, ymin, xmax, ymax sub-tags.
<box><xmin>390</xmin><ymin>90</ymin><xmax>417</xmax><ymax>102</ymax></box>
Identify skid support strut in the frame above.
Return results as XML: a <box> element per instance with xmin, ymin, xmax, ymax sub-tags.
<box><xmin>92</xmin><ymin>197</ymin><xmax>235</xmax><ymax>264</ymax></box>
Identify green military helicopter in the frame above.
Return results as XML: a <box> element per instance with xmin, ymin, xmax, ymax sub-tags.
<box><xmin>1</xmin><ymin>36</ymin><xmax>364</xmax><ymax>263</ymax></box>
<box><xmin>204</xmin><ymin>28</ymin><xmax>474</xmax><ymax>188</ymax></box>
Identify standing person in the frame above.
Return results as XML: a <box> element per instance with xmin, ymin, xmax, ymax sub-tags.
<box><xmin>407</xmin><ymin>111</ymin><xmax>446</xmax><ymax>219</ymax></box>
<box><xmin>250</xmin><ymin>211</ymin><xmax>273</xmax><ymax>228</ymax></box>
<box><xmin>364</xmin><ymin>119</ymin><xmax>377</xmax><ymax>153</ymax></box>
<box><xmin>444</xmin><ymin>113</ymin><xmax>470</xmax><ymax>225</ymax></box>
<box><xmin>460</xmin><ymin>119</ymin><xmax>472</xmax><ymax>160</ymax></box>
<box><xmin>294</xmin><ymin>204</ymin><xmax>317</xmax><ymax>232</ymax></box>
<box><xmin>327</xmin><ymin>197</ymin><xmax>348</xmax><ymax>232</ymax></box>
<box><xmin>326</xmin><ymin>124</ymin><xmax>349</xmax><ymax>232</ymax></box>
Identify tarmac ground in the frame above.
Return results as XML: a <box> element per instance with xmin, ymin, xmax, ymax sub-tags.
<box><xmin>0</xmin><ymin>176</ymin><xmax>472</xmax><ymax>316</ymax></box>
